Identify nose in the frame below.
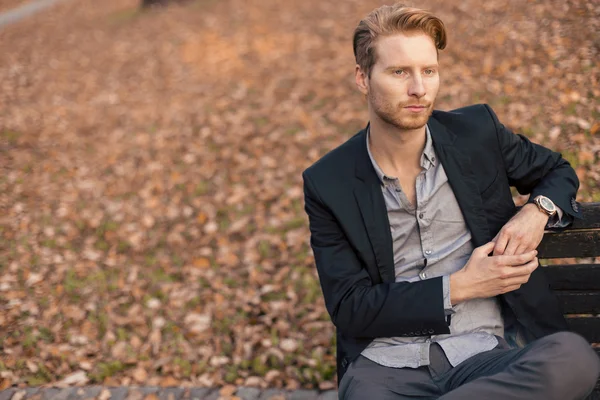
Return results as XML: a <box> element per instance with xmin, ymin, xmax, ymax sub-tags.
<box><xmin>408</xmin><ymin>77</ymin><xmax>426</xmax><ymax>98</ymax></box>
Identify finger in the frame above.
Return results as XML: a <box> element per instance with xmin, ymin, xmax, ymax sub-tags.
<box><xmin>505</xmin><ymin>258</ymin><xmax>539</xmax><ymax>278</ymax></box>
<box><xmin>503</xmin><ymin>237</ymin><xmax>520</xmax><ymax>256</ymax></box>
<box><xmin>493</xmin><ymin>232</ymin><xmax>509</xmax><ymax>256</ymax></box>
<box><xmin>500</xmin><ymin>250</ymin><xmax>538</xmax><ymax>266</ymax></box>
<box><xmin>476</xmin><ymin>241</ymin><xmax>496</xmax><ymax>257</ymax></box>
<box><xmin>513</xmin><ymin>244</ymin><xmax>528</xmax><ymax>257</ymax></box>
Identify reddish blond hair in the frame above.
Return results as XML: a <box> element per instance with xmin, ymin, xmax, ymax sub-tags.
<box><xmin>353</xmin><ymin>3</ymin><xmax>447</xmax><ymax>76</ymax></box>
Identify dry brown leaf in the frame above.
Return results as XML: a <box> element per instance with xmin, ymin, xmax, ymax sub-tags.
<box><xmin>579</xmin><ymin>151</ymin><xmax>595</xmax><ymax>164</ymax></box>
<box><xmin>219</xmin><ymin>385</ymin><xmax>237</xmax><ymax>396</ymax></box>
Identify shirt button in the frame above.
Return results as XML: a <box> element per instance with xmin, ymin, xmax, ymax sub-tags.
<box><xmin>425</xmin><ymin>250</ymin><xmax>432</xmax><ymax>255</ymax></box>
<box><xmin>419</xmin><ymin>213</ymin><xmax>424</xmax><ymax>219</ymax></box>
<box><xmin>419</xmin><ymin>271</ymin><xmax>427</xmax><ymax>279</ymax></box>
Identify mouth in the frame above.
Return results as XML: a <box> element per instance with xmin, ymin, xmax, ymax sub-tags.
<box><xmin>404</xmin><ymin>105</ymin><xmax>429</xmax><ymax>112</ymax></box>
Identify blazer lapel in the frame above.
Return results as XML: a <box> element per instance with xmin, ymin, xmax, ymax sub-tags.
<box><xmin>353</xmin><ymin>129</ymin><xmax>396</xmax><ymax>283</ymax></box>
<box><xmin>429</xmin><ymin>117</ymin><xmax>490</xmax><ymax>247</ymax></box>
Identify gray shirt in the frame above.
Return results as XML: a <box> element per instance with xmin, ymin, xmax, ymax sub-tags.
<box><xmin>361</xmin><ymin>126</ymin><xmax>503</xmax><ymax>368</ymax></box>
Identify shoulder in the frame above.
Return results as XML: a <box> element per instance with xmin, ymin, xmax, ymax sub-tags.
<box><xmin>303</xmin><ymin>128</ymin><xmax>367</xmax><ymax>184</ymax></box>
<box><xmin>431</xmin><ymin>103</ymin><xmax>501</xmax><ymax>146</ymax></box>
<box><xmin>432</xmin><ymin>103</ymin><xmax>497</xmax><ymax>130</ymax></box>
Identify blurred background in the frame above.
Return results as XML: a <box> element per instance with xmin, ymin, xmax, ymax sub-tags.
<box><xmin>0</xmin><ymin>0</ymin><xmax>598</xmax><ymax>391</ymax></box>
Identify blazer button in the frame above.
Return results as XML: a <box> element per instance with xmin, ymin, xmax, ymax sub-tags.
<box><xmin>341</xmin><ymin>358</ymin><xmax>348</xmax><ymax>368</ymax></box>
<box><xmin>428</xmin><ymin>329</ymin><xmax>435</xmax><ymax>334</ymax></box>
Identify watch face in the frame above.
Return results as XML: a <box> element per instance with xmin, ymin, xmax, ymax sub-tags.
<box><xmin>540</xmin><ymin>197</ymin><xmax>556</xmax><ymax>211</ymax></box>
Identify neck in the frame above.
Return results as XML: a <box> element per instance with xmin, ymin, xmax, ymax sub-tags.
<box><xmin>368</xmin><ymin>116</ymin><xmax>427</xmax><ymax>174</ymax></box>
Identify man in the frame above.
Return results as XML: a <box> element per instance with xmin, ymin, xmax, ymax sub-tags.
<box><xmin>302</xmin><ymin>3</ymin><xmax>600</xmax><ymax>399</ymax></box>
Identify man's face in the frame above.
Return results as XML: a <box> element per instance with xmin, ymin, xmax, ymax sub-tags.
<box><xmin>356</xmin><ymin>32</ymin><xmax>440</xmax><ymax>130</ymax></box>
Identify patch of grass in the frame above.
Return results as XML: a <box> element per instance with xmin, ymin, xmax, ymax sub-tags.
<box><xmin>117</xmin><ymin>327</ymin><xmax>129</xmax><ymax>341</ymax></box>
<box><xmin>262</xmin><ymin>291</ymin><xmax>288</xmax><ymax>302</ymax></box>
<box><xmin>499</xmin><ymin>96</ymin><xmax>511</xmax><ymax>105</ymax></box>
<box><xmin>270</xmin><ymin>326</ymin><xmax>279</xmax><ymax>347</ymax></box>
<box><xmin>565</xmin><ymin>102</ymin><xmax>578</xmax><ymax>116</ymax></box>
<box><xmin>96</xmin><ymin>220</ymin><xmax>119</xmax><ymax>238</ymax></box>
<box><xmin>95</xmin><ymin>239</ymin><xmax>110</xmax><ymax>251</ymax></box>
<box><xmin>185</xmin><ymin>296</ymin><xmax>202</xmax><ymax>309</ymax></box>
<box><xmin>198</xmin><ymin>276</ymin><xmax>211</xmax><ymax>289</ymax></box>
<box><xmin>298</xmin><ymin>273</ymin><xmax>321</xmax><ymax>305</ymax></box>
<box><xmin>117</xmin><ymin>240</ymin><xmax>131</xmax><ymax>253</ymax></box>
<box><xmin>520</xmin><ymin>126</ymin><xmax>534</xmax><ymax>138</ymax></box>
<box><xmin>258</xmin><ymin>240</ymin><xmax>271</xmax><ymax>259</ymax></box>
<box><xmin>26</xmin><ymin>363</ymin><xmax>53</xmax><ymax>385</ymax></box>
<box><xmin>223</xmin><ymin>276</ymin><xmax>238</xmax><ymax>288</ymax></box>
<box><xmin>254</xmin><ymin>117</ymin><xmax>269</xmax><ymax>127</ymax></box>
<box><xmin>173</xmin><ymin>357</ymin><xmax>192</xmax><ymax>377</ymax></box>
<box><xmin>194</xmin><ymin>182</ymin><xmax>210</xmax><ymax>196</ymax></box>
<box><xmin>151</xmin><ymin>268</ymin><xmax>175</xmax><ymax>284</ymax></box>
<box><xmin>285</xmin><ymin>126</ymin><xmax>301</xmax><ymax>136</ymax></box>
<box><xmin>22</xmin><ymin>327</ymin><xmax>36</xmax><ymax>349</ymax></box>
<box><xmin>560</xmin><ymin>150</ymin><xmax>579</xmax><ymax>169</ymax></box>
<box><xmin>64</xmin><ymin>270</ymin><xmax>83</xmax><ymax>297</ymax></box>
<box><xmin>224</xmin><ymin>365</ymin><xmax>238</xmax><ymax>383</ymax></box>
<box><xmin>1</xmin><ymin>130</ymin><xmax>20</xmax><ymax>145</ymax></box>
<box><xmin>41</xmin><ymin>238</ymin><xmax>57</xmax><ymax>249</ymax></box>
<box><xmin>251</xmin><ymin>356</ymin><xmax>268</xmax><ymax>375</ymax></box>
<box><xmin>108</xmin><ymin>8</ymin><xmax>142</xmax><ymax>24</ymax></box>
<box><xmin>212</xmin><ymin>318</ymin><xmax>233</xmax><ymax>336</ymax></box>
<box><xmin>88</xmin><ymin>310</ymin><xmax>109</xmax><ymax>339</ymax></box>
<box><xmin>39</xmin><ymin>327</ymin><xmax>54</xmax><ymax>343</ymax></box>
<box><xmin>284</xmin><ymin>216</ymin><xmax>305</xmax><ymax>231</ymax></box>
<box><xmin>171</xmin><ymin>253</ymin><xmax>184</xmax><ymax>267</ymax></box>
<box><xmin>90</xmin><ymin>361</ymin><xmax>127</xmax><ymax>382</ymax></box>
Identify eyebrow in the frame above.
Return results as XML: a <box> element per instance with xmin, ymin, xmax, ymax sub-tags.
<box><xmin>384</xmin><ymin>64</ymin><xmax>439</xmax><ymax>72</ymax></box>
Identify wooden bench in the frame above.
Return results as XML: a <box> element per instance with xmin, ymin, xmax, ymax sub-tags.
<box><xmin>537</xmin><ymin>202</ymin><xmax>600</xmax><ymax>399</ymax></box>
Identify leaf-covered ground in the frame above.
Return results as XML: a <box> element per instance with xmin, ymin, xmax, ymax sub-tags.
<box><xmin>0</xmin><ymin>0</ymin><xmax>599</xmax><ymax>392</ymax></box>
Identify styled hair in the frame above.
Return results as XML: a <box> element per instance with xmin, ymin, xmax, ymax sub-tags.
<box><xmin>353</xmin><ymin>3</ymin><xmax>447</xmax><ymax>77</ymax></box>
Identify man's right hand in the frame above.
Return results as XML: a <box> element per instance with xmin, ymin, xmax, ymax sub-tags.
<box><xmin>450</xmin><ymin>241</ymin><xmax>538</xmax><ymax>305</ymax></box>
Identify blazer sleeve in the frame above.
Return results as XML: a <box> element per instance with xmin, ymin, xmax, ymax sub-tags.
<box><xmin>484</xmin><ymin>104</ymin><xmax>582</xmax><ymax>220</ymax></box>
<box><xmin>303</xmin><ymin>171</ymin><xmax>450</xmax><ymax>339</ymax></box>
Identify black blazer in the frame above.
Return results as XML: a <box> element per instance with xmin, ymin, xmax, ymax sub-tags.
<box><xmin>302</xmin><ymin>104</ymin><xmax>581</xmax><ymax>384</ymax></box>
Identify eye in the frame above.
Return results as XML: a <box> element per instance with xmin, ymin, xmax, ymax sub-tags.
<box><xmin>394</xmin><ymin>69</ymin><xmax>405</xmax><ymax>76</ymax></box>
<box><xmin>424</xmin><ymin>69</ymin><xmax>436</xmax><ymax>75</ymax></box>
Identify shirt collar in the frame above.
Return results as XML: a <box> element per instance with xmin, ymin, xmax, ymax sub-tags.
<box><xmin>366</xmin><ymin>125</ymin><xmax>436</xmax><ymax>185</ymax></box>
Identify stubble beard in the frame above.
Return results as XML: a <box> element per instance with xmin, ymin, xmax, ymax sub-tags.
<box><xmin>369</xmin><ymin>91</ymin><xmax>433</xmax><ymax>131</ymax></box>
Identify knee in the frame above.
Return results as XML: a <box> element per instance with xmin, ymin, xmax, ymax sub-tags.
<box><xmin>543</xmin><ymin>332</ymin><xmax>600</xmax><ymax>394</ymax></box>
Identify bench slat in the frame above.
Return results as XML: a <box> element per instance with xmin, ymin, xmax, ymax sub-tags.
<box><xmin>568</xmin><ymin>202</ymin><xmax>600</xmax><ymax>230</ymax></box>
<box><xmin>544</xmin><ymin>265</ymin><xmax>600</xmax><ymax>290</ymax></box>
<box><xmin>537</xmin><ymin>230</ymin><xmax>600</xmax><ymax>259</ymax></box>
<box><xmin>557</xmin><ymin>292</ymin><xmax>600</xmax><ymax>314</ymax></box>
<box><xmin>567</xmin><ymin>317</ymin><xmax>600</xmax><ymax>343</ymax></box>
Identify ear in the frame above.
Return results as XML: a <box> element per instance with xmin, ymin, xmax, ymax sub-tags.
<box><xmin>355</xmin><ymin>64</ymin><xmax>369</xmax><ymax>96</ymax></box>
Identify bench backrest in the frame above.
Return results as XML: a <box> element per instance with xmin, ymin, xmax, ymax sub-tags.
<box><xmin>538</xmin><ymin>202</ymin><xmax>600</xmax><ymax>347</ymax></box>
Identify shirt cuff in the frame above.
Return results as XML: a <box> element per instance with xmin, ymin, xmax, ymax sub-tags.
<box><xmin>546</xmin><ymin>205</ymin><xmax>573</xmax><ymax>229</ymax></box>
<box><xmin>442</xmin><ymin>275</ymin><xmax>456</xmax><ymax>316</ymax></box>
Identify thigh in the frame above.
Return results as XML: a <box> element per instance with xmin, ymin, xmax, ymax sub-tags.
<box><xmin>436</xmin><ymin>332</ymin><xmax>600</xmax><ymax>400</ymax></box>
<box><xmin>436</xmin><ymin>331</ymin><xmax>594</xmax><ymax>393</ymax></box>
<box><xmin>339</xmin><ymin>355</ymin><xmax>441</xmax><ymax>400</ymax></box>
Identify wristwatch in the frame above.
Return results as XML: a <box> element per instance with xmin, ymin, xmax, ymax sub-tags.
<box><xmin>533</xmin><ymin>195</ymin><xmax>557</xmax><ymax>217</ymax></box>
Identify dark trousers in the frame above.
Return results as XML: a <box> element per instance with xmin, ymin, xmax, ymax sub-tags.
<box><xmin>339</xmin><ymin>332</ymin><xmax>600</xmax><ymax>400</ymax></box>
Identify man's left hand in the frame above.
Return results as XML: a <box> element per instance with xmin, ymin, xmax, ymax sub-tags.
<box><xmin>492</xmin><ymin>204</ymin><xmax>549</xmax><ymax>256</ymax></box>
